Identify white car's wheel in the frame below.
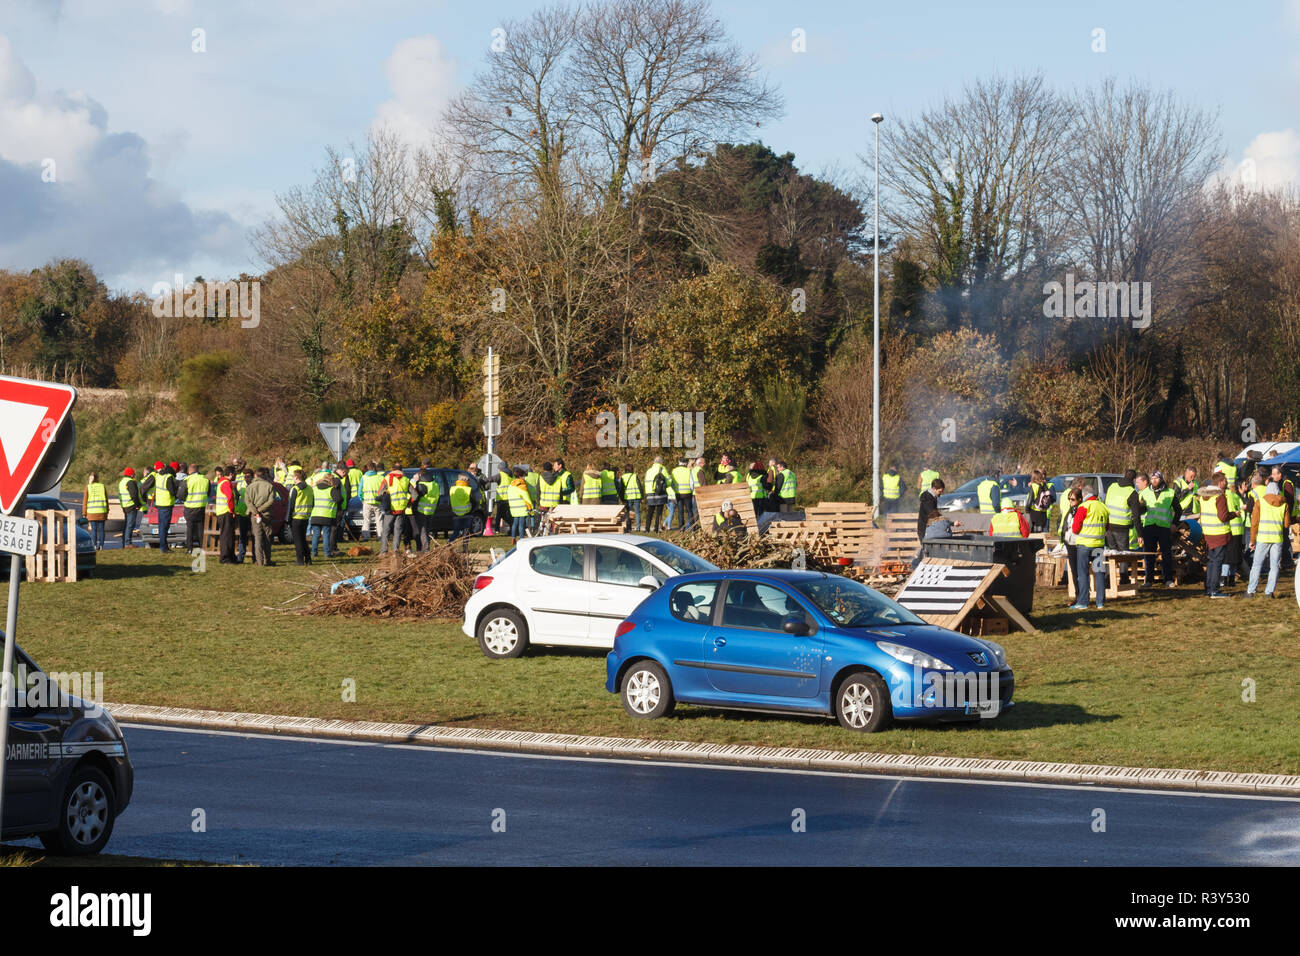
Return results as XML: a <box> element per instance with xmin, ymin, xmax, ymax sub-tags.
<box><xmin>621</xmin><ymin>660</ymin><xmax>674</xmax><ymax>719</ymax></box>
<box><xmin>477</xmin><ymin>608</ymin><xmax>529</xmax><ymax>659</ymax></box>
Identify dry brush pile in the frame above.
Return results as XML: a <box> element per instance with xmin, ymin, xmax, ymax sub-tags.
<box><xmin>297</xmin><ymin>545</ymin><xmax>477</xmax><ymax>619</ymax></box>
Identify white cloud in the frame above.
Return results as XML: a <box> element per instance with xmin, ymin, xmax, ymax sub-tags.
<box><xmin>371</xmin><ymin>34</ymin><xmax>458</xmax><ymax>147</ymax></box>
<box><xmin>0</xmin><ymin>32</ymin><xmax>246</xmax><ymax>291</ymax></box>
<box><xmin>1222</xmin><ymin>129</ymin><xmax>1300</xmax><ymax>191</ymax></box>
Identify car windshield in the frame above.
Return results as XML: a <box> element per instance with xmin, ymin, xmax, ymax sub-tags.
<box><xmin>636</xmin><ymin>540</ymin><xmax>718</xmax><ymax>575</ymax></box>
<box><xmin>794</xmin><ymin>577</ymin><xmax>925</xmax><ymax>628</ymax></box>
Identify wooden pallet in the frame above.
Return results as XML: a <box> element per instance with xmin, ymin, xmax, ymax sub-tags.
<box><xmin>765</xmin><ymin>520</ymin><xmax>838</xmax><ymax>560</ymax></box>
<box><xmin>883</xmin><ymin>512</ymin><xmax>921</xmax><ymax>562</ymax></box>
<box><xmin>202</xmin><ymin>509</ymin><xmax>220</xmax><ymax>554</ymax></box>
<box><xmin>23</xmin><ymin>509</ymin><xmax>78</xmax><ymax>583</ymax></box>
<box><xmin>545</xmin><ymin>504</ymin><xmax>627</xmax><ymax>534</ymax></box>
<box><xmin>806</xmin><ymin>502</ymin><xmax>881</xmax><ymax>561</ymax></box>
<box><xmin>695</xmin><ymin>484</ymin><xmax>757</xmax><ymax>535</ymax></box>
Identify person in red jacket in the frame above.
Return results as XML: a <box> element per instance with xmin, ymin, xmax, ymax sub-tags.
<box><xmin>988</xmin><ymin>502</ymin><xmax>1030</xmax><ymax>537</ymax></box>
<box><xmin>216</xmin><ymin>466</ymin><xmax>238</xmax><ymax>564</ymax></box>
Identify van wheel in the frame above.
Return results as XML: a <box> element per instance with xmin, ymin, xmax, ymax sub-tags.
<box><xmin>40</xmin><ymin>765</ymin><xmax>116</xmax><ymax>855</ymax></box>
<box><xmin>477</xmin><ymin>608</ymin><xmax>528</xmax><ymax>658</ymax></box>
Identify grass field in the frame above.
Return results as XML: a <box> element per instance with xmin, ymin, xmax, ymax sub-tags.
<box><xmin>9</xmin><ymin>545</ymin><xmax>1300</xmax><ymax>775</ymax></box>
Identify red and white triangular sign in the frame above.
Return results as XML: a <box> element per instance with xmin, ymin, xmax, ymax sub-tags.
<box><xmin>0</xmin><ymin>375</ymin><xmax>78</xmax><ymax>514</ymax></box>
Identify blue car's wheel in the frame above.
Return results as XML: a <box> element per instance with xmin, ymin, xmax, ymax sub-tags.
<box><xmin>621</xmin><ymin>660</ymin><xmax>674</xmax><ymax>719</ymax></box>
<box><xmin>835</xmin><ymin>670</ymin><xmax>891</xmax><ymax>733</ymax></box>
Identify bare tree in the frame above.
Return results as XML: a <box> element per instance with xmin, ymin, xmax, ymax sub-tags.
<box><xmin>571</xmin><ymin>0</ymin><xmax>782</xmax><ymax>201</ymax></box>
<box><xmin>879</xmin><ymin>73</ymin><xmax>1075</xmax><ymax>336</ymax></box>
<box><xmin>1057</xmin><ymin>78</ymin><xmax>1221</xmax><ymax>323</ymax></box>
<box><xmin>1089</xmin><ymin>333</ymin><xmax>1157</xmax><ymax>441</ymax></box>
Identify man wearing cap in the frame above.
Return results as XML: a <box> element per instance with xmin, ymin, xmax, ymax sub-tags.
<box><xmin>215</xmin><ymin>466</ymin><xmax>239</xmax><ymax>564</ymax></box>
<box><xmin>117</xmin><ymin>467</ymin><xmax>143</xmax><ymax>548</ymax></box>
<box><xmin>713</xmin><ymin>499</ymin><xmax>744</xmax><ymax>535</ymax></box>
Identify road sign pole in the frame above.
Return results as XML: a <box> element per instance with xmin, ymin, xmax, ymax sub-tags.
<box><xmin>486</xmin><ymin>347</ymin><xmax>496</xmax><ymax>462</ymax></box>
<box><xmin>0</xmin><ymin>551</ymin><xmax>22</xmax><ymax>827</ymax></box>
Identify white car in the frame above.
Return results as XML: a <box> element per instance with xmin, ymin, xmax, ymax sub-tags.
<box><xmin>463</xmin><ymin>533</ymin><xmax>718</xmax><ymax>658</ymax></box>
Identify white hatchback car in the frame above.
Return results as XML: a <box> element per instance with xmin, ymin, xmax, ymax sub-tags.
<box><xmin>463</xmin><ymin>533</ymin><xmax>718</xmax><ymax>658</ymax></box>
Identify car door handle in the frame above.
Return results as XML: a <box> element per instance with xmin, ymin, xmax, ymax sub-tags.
<box><xmin>713</xmin><ymin>637</ymin><xmax>726</xmax><ymax>647</ymax></box>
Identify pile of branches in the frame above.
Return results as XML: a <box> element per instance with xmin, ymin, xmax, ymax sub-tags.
<box><xmin>299</xmin><ymin>545</ymin><xmax>476</xmax><ymax>619</ymax></box>
<box><xmin>1171</xmin><ymin>522</ymin><xmax>1206</xmax><ymax>584</ymax></box>
<box><xmin>662</xmin><ymin>529</ymin><xmax>838</xmax><ymax>571</ymax></box>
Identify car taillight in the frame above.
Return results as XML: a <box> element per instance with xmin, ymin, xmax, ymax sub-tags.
<box><xmin>614</xmin><ymin>621</ymin><xmax>635</xmax><ymax>638</ymax></box>
<box><xmin>473</xmin><ymin>575</ymin><xmax>493</xmax><ymax>590</ymax></box>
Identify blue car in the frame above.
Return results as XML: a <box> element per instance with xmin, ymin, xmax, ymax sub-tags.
<box><xmin>605</xmin><ymin>570</ymin><xmax>1014</xmax><ymax>732</ymax></box>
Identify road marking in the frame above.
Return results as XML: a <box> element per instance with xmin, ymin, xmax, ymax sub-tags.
<box><xmin>121</xmin><ymin>722</ymin><xmax>1300</xmax><ymax>803</ymax></box>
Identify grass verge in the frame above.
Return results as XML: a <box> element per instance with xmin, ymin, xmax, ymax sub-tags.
<box><xmin>11</xmin><ymin>547</ymin><xmax>1300</xmax><ymax>775</ymax></box>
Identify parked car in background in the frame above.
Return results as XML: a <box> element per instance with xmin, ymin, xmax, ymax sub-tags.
<box><xmin>463</xmin><ymin>534</ymin><xmax>718</xmax><ymax>658</ymax></box>
<box><xmin>1048</xmin><ymin>473</ymin><xmax>1123</xmax><ymax>499</ymax></box>
<box><xmin>347</xmin><ymin>467</ymin><xmax>489</xmax><ymax>539</ymax></box>
<box><xmin>938</xmin><ymin>474</ymin><xmax>1031</xmax><ymax>514</ymax></box>
<box><xmin>1</xmin><ymin>638</ymin><xmax>134</xmax><ymax>855</ymax></box>
<box><xmin>18</xmin><ymin>495</ymin><xmax>96</xmax><ymax>578</ymax></box>
<box><xmin>142</xmin><ymin>480</ymin><xmax>290</xmax><ymax>547</ymax></box>
<box><xmin>606</xmin><ymin>570</ymin><xmax>1013</xmax><ymax>732</ymax></box>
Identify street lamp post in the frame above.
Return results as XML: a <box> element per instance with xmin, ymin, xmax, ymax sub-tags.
<box><xmin>871</xmin><ymin>112</ymin><xmax>883</xmax><ymax>524</ymax></box>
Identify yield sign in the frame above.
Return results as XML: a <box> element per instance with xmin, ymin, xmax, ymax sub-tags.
<box><xmin>0</xmin><ymin>374</ymin><xmax>78</xmax><ymax>514</ymax></box>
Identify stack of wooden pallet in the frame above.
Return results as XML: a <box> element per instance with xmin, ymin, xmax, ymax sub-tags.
<box><xmin>883</xmin><ymin>513</ymin><xmax>921</xmax><ymax>568</ymax></box>
<box><xmin>23</xmin><ymin>509</ymin><xmax>78</xmax><ymax>583</ymax></box>
<box><xmin>806</xmin><ymin>503</ymin><xmax>880</xmax><ymax>562</ymax></box>
<box><xmin>545</xmin><ymin>504</ymin><xmax>627</xmax><ymax>534</ymax></box>
<box><xmin>764</xmin><ymin>520</ymin><xmax>837</xmax><ymax>561</ymax></box>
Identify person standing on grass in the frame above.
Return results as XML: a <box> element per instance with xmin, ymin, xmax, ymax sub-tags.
<box><xmin>118</xmin><ymin>467</ymin><xmax>142</xmax><ymax>548</ymax></box>
<box><xmin>179</xmin><ymin>463</ymin><xmax>209</xmax><ymax>553</ymax></box>
<box><xmin>1136</xmin><ymin>471</ymin><xmax>1176</xmax><ymax>588</ymax></box>
<box><xmin>1196</xmin><ymin>473</ymin><xmax>1233</xmax><ymax>598</ymax></box>
<box><xmin>1068</xmin><ymin>485</ymin><xmax>1108</xmax><ymax>611</ymax></box>
<box><xmin>1026</xmin><ymin>469</ymin><xmax>1052</xmax><ymax>534</ymax></box>
<box><xmin>1058</xmin><ymin>488</ymin><xmax>1082</xmax><ymax>599</ymax></box>
<box><xmin>1172</xmin><ymin>466</ymin><xmax>1199</xmax><ymax>523</ymax></box>
<box><xmin>412</xmin><ymin>467</ymin><xmax>439</xmax><ymax>552</ymax></box>
<box><xmin>144</xmin><ymin>461</ymin><xmax>178</xmax><ymax>553</ymax></box>
<box><xmin>310</xmin><ymin>471</ymin><xmax>343</xmax><ymax>558</ymax></box>
<box><xmin>1247</xmin><ymin>481</ymin><xmax>1289</xmax><ymax>598</ymax></box>
<box><xmin>286</xmin><ymin>467</ymin><xmax>313</xmax><ymax>566</ymax></box>
<box><xmin>361</xmin><ymin>462</ymin><xmax>384</xmax><ymax>541</ymax></box>
<box><xmin>82</xmin><ymin>472</ymin><xmax>108</xmax><ymax>550</ymax></box>
<box><xmin>644</xmin><ymin>456</ymin><xmax>670</xmax><ymax>533</ymax></box>
<box><xmin>215</xmin><ymin>467</ymin><xmax>238</xmax><ymax>565</ymax></box>
<box><xmin>246</xmin><ymin>467</ymin><xmax>276</xmax><ymax>566</ymax></box>
<box><xmin>620</xmin><ymin>464</ymin><xmax>643</xmax><ymax>532</ymax></box>
<box><xmin>507</xmin><ymin>467</ymin><xmax>535</xmax><ymax>543</ymax></box>
<box><xmin>774</xmin><ymin>460</ymin><xmax>796</xmax><ymax>512</ymax></box>
<box><xmin>449</xmin><ymin>477</ymin><xmax>474</xmax><ymax>550</ymax></box>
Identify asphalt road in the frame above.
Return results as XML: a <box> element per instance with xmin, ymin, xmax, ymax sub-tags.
<box><xmin>11</xmin><ymin>725</ymin><xmax>1300</xmax><ymax>865</ymax></box>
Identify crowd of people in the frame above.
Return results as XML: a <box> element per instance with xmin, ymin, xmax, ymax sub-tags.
<box><xmin>907</xmin><ymin>452</ymin><xmax>1298</xmax><ymax>609</ymax></box>
<box><xmin>485</xmin><ymin>454</ymin><xmax>798</xmax><ymax>541</ymax></box>
<box><xmin>87</xmin><ymin>457</ymin><xmax>480</xmax><ymax>566</ymax></box>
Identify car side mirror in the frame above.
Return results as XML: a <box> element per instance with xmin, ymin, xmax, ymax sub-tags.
<box><xmin>637</xmin><ymin>575</ymin><xmax>660</xmax><ymax>590</ymax></box>
<box><xmin>782</xmin><ymin>615</ymin><xmax>809</xmax><ymax>636</ymax></box>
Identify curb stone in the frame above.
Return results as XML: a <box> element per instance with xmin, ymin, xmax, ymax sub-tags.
<box><xmin>105</xmin><ymin>702</ymin><xmax>1300</xmax><ymax>797</ymax></box>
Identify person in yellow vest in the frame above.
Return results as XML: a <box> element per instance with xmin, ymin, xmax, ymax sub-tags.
<box><xmin>553</xmin><ymin>458</ymin><xmax>575</xmax><ymax>505</ymax></box>
<box><xmin>449</xmin><ymin>477</ymin><xmax>475</xmax><ymax>549</ymax></box>
<box><xmin>880</xmin><ymin>465</ymin><xmax>903</xmax><ymax>517</ymax></box>
<box><xmin>1248</xmin><ymin>480</ymin><xmax>1290</xmax><ymax>597</ymax></box>
<box><xmin>692</xmin><ymin>457</ymin><xmax>707</xmax><ymax>494</ymax></box>
<box><xmin>1225</xmin><ymin>476</ymin><xmax>1249</xmax><ymax>587</ymax></box>
<box><xmin>746</xmin><ymin>461</ymin><xmax>770</xmax><ymax>515</ymax></box>
<box><xmin>1067</xmin><ymin>485</ymin><xmax>1109</xmax><ymax>610</ymax></box>
<box><xmin>775</xmin><ymin>460</ymin><xmax>796</xmax><ymax>512</ymax></box>
<box><xmin>1103</xmin><ymin>470</ymin><xmax>1138</xmax><ymax>551</ymax></box>
<box><xmin>537</xmin><ymin>462</ymin><xmax>563</xmax><ymax>518</ymax></box>
<box><xmin>118</xmin><ymin>467</ymin><xmax>143</xmax><ymax>548</ymax></box>
<box><xmin>309</xmin><ymin>471</ymin><xmax>343</xmax><ymax>558</ymax></box>
<box><xmin>976</xmin><ymin>472</ymin><xmax>1001</xmax><ymax>516</ymax></box>
<box><xmin>713</xmin><ymin>499</ymin><xmax>744</xmax><ymax>536</ymax></box>
<box><xmin>1172</xmin><ymin>467</ymin><xmax>1198</xmax><ymax>522</ymax></box>
<box><xmin>715</xmin><ymin>454</ymin><xmax>739</xmax><ymax>484</ymax></box>
<box><xmin>669</xmin><ymin>458</ymin><xmax>694</xmax><ymax>530</ymax></box>
<box><xmin>599</xmin><ymin>462</ymin><xmax>619</xmax><ymax>506</ymax></box>
<box><xmin>146</xmin><ymin>461</ymin><xmax>179</xmax><ymax>554</ymax></box>
<box><xmin>83</xmin><ymin>473</ymin><xmax>108</xmax><ymax>550</ymax></box>
<box><xmin>380</xmin><ymin>464</ymin><xmax>413</xmax><ymax>556</ymax></box>
<box><xmin>523</xmin><ymin>463</ymin><xmax>542</xmax><ymax>519</ymax></box>
<box><xmin>346</xmin><ymin>459</ymin><xmax>363</xmax><ymax>498</ymax></box>
<box><xmin>286</xmin><ymin>467</ymin><xmax>313</xmax><ymax>565</ymax></box>
<box><xmin>1196</xmin><ymin>473</ymin><xmax>1233</xmax><ymax>597</ymax></box>
<box><xmin>273</xmin><ymin>458</ymin><xmax>289</xmax><ymax>486</ymax></box>
<box><xmin>412</xmin><ymin>467</ymin><xmax>441</xmax><ymax>551</ymax></box>
<box><xmin>917</xmin><ymin>467</ymin><xmax>941</xmax><ymax>497</ymax></box>
<box><xmin>644</xmin><ymin>456</ymin><xmax>670</xmax><ymax>533</ymax></box>
<box><xmin>233</xmin><ymin>459</ymin><xmax>252</xmax><ymax>563</ymax></box>
<box><xmin>620</xmin><ymin>465</ymin><xmax>643</xmax><ymax>531</ymax></box>
<box><xmin>360</xmin><ymin>462</ymin><xmax>384</xmax><ymax>541</ymax></box>
<box><xmin>1215</xmin><ymin>452</ymin><xmax>1237</xmax><ymax>487</ymax></box>
<box><xmin>1136</xmin><ymin>471</ymin><xmax>1176</xmax><ymax>587</ymax></box>
<box><xmin>181</xmin><ymin>463</ymin><xmax>211</xmax><ymax>553</ymax></box>
<box><xmin>580</xmin><ymin>463</ymin><xmax>604</xmax><ymax>505</ymax></box>
<box><xmin>507</xmin><ymin>467</ymin><xmax>536</xmax><ymax>542</ymax></box>
<box><xmin>988</xmin><ymin>501</ymin><xmax>1028</xmax><ymax>537</ymax></box>
<box><xmin>1026</xmin><ymin>468</ymin><xmax>1052</xmax><ymax>534</ymax></box>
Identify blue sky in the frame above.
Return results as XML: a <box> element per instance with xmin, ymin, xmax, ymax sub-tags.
<box><xmin>2</xmin><ymin>0</ymin><xmax>1297</xmax><ymax>292</ymax></box>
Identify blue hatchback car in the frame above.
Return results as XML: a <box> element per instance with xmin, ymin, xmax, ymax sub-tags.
<box><xmin>605</xmin><ymin>570</ymin><xmax>1014</xmax><ymax>732</ymax></box>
